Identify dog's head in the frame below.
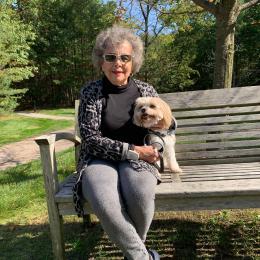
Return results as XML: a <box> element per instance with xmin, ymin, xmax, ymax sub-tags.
<box><xmin>133</xmin><ymin>97</ymin><xmax>173</xmax><ymax>129</ymax></box>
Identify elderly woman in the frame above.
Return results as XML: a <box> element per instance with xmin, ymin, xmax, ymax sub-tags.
<box><xmin>73</xmin><ymin>25</ymin><xmax>161</xmax><ymax>260</ymax></box>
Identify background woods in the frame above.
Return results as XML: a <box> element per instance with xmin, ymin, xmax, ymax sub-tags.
<box><xmin>0</xmin><ymin>0</ymin><xmax>259</xmax><ymax>111</ymax></box>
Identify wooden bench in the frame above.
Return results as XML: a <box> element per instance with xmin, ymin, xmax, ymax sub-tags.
<box><xmin>35</xmin><ymin>85</ymin><xmax>260</xmax><ymax>259</ymax></box>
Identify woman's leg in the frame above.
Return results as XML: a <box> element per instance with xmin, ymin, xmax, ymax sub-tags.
<box><xmin>118</xmin><ymin>161</ymin><xmax>157</xmax><ymax>242</ymax></box>
<box><xmin>82</xmin><ymin>159</ymin><xmax>150</xmax><ymax>260</ymax></box>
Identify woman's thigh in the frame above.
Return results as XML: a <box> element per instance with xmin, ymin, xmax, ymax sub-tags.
<box><xmin>81</xmin><ymin>159</ymin><xmax>121</xmax><ymax>213</ymax></box>
<box><xmin>118</xmin><ymin>161</ymin><xmax>157</xmax><ymax>203</ymax></box>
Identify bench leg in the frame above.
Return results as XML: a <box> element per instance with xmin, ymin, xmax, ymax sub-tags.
<box><xmin>48</xmin><ymin>212</ymin><xmax>65</xmax><ymax>260</ymax></box>
<box><xmin>35</xmin><ymin>141</ymin><xmax>66</xmax><ymax>259</ymax></box>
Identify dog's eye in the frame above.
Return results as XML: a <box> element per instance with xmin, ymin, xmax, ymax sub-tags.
<box><xmin>150</xmin><ymin>104</ymin><xmax>156</xmax><ymax>109</ymax></box>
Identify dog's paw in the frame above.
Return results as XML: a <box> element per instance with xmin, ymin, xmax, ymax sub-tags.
<box><xmin>169</xmin><ymin>166</ymin><xmax>182</xmax><ymax>174</ymax></box>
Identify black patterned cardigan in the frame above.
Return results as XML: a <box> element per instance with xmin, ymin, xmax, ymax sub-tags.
<box><xmin>73</xmin><ymin>78</ymin><xmax>161</xmax><ymax>217</ymax></box>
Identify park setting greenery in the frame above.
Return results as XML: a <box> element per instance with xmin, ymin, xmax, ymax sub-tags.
<box><xmin>0</xmin><ymin>0</ymin><xmax>259</xmax><ymax>112</ymax></box>
<box><xmin>0</xmin><ymin>113</ymin><xmax>73</xmax><ymax>146</ymax></box>
<box><xmin>0</xmin><ymin>0</ymin><xmax>260</xmax><ymax>259</ymax></box>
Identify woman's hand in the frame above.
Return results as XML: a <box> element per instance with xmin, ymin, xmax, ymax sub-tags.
<box><xmin>134</xmin><ymin>145</ymin><xmax>160</xmax><ymax>164</ymax></box>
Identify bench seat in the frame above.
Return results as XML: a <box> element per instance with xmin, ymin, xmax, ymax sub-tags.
<box><xmin>55</xmin><ymin>162</ymin><xmax>260</xmax><ymax>216</ymax></box>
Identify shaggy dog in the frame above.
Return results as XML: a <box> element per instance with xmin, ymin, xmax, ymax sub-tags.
<box><xmin>133</xmin><ymin>97</ymin><xmax>182</xmax><ymax>173</ymax></box>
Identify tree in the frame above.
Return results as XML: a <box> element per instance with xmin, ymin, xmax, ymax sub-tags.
<box><xmin>16</xmin><ymin>0</ymin><xmax>117</xmax><ymax>108</ymax></box>
<box><xmin>116</xmin><ymin>0</ymin><xmax>167</xmax><ymax>81</ymax></box>
<box><xmin>192</xmin><ymin>0</ymin><xmax>260</xmax><ymax>88</ymax></box>
<box><xmin>0</xmin><ymin>1</ymin><xmax>36</xmax><ymax>113</ymax></box>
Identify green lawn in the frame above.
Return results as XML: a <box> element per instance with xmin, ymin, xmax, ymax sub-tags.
<box><xmin>0</xmin><ymin>114</ymin><xmax>73</xmax><ymax>146</ymax></box>
<box><xmin>0</xmin><ymin>149</ymin><xmax>259</xmax><ymax>259</ymax></box>
<box><xmin>37</xmin><ymin>108</ymin><xmax>74</xmax><ymax>117</ymax></box>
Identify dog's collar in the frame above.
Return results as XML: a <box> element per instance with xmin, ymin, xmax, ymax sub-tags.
<box><xmin>149</xmin><ymin>117</ymin><xmax>177</xmax><ymax>137</ymax></box>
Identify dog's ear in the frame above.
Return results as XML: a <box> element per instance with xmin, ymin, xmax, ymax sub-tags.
<box><xmin>158</xmin><ymin>98</ymin><xmax>173</xmax><ymax>129</ymax></box>
<box><xmin>134</xmin><ymin>97</ymin><xmax>142</xmax><ymax>107</ymax></box>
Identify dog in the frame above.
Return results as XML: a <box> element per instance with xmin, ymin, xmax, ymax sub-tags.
<box><xmin>133</xmin><ymin>97</ymin><xmax>182</xmax><ymax>173</ymax></box>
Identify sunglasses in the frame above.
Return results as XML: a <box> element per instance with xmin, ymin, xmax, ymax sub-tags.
<box><xmin>102</xmin><ymin>54</ymin><xmax>133</xmax><ymax>63</ymax></box>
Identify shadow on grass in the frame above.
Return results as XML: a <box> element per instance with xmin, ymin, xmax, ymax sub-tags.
<box><xmin>0</xmin><ymin>162</ymin><xmax>42</xmax><ymax>185</ymax></box>
<box><xmin>0</xmin><ymin>217</ymin><xmax>259</xmax><ymax>260</ymax></box>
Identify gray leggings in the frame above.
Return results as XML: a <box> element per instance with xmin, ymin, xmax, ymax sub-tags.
<box><xmin>82</xmin><ymin>159</ymin><xmax>157</xmax><ymax>260</ymax></box>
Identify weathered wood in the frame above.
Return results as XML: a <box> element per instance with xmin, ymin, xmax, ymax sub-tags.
<box><xmin>35</xmin><ymin>85</ymin><xmax>260</xmax><ymax>259</ymax></box>
<box><xmin>176</xmin><ymin>139</ymin><xmax>259</xmax><ymax>152</ymax></box>
<box><xmin>174</xmin><ymin>105</ymin><xmax>260</xmax><ymax>118</ymax></box>
<box><xmin>35</xmin><ymin>139</ymin><xmax>65</xmax><ymax>260</ymax></box>
<box><xmin>161</xmin><ymin>85</ymin><xmax>260</xmax><ymax>109</ymax></box>
<box><xmin>177</xmin><ymin>122</ymin><xmax>260</xmax><ymax>134</ymax></box>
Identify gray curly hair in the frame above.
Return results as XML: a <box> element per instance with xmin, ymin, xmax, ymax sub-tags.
<box><xmin>92</xmin><ymin>25</ymin><xmax>144</xmax><ymax>74</ymax></box>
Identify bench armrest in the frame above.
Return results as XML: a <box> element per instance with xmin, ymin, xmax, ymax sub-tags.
<box><xmin>35</xmin><ymin>132</ymin><xmax>81</xmax><ymax>146</ymax></box>
<box><xmin>35</xmin><ymin>132</ymin><xmax>81</xmax><ymax>196</ymax></box>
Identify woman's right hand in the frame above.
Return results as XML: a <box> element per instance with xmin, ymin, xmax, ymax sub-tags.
<box><xmin>134</xmin><ymin>145</ymin><xmax>160</xmax><ymax>164</ymax></box>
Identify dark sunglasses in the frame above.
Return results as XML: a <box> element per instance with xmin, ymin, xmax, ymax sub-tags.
<box><xmin>102</xmin><ymin>54</ymin><xmax>133</xmax><ymax>63</ymax></box>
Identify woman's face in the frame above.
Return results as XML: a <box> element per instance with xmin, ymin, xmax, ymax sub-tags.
<box><xmin>101</xmin><ymin>41</ymin><xmax>133</xmax><ymax>86</ymax></box>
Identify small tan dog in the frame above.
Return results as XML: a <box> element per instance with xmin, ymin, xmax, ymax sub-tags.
<box><xmin>133</xmin><ymin>97</ymin><xmax>182</xmax><ymax>173</ymax></box>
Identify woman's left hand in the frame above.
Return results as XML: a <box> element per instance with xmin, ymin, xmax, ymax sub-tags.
<box><xmin>134</xmin><ymin>145</ymin><xmax>160</xmax><ymax>163</ymax></box>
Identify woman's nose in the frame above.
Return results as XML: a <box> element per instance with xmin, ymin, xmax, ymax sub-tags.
<box><xmin>114</xmin><ymin>58</ymin><xmax>123</xmax><ymax>65</ymax></box>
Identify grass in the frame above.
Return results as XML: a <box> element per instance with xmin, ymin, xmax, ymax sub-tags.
<box><xmin>0</xmin><ymin>148</ymin><xmax>75</xmax><ymax>224</ymax></box>
<box><xmin>0</xmin><ymin>148</ymin><xmax>260</xmax><ymax>259</ymax></box>
<box><xmin>0</xmin><ymin>114</ymin><xmax>73</xmax><ymax>146</ymax></box>
<box><xmin>36</xmin><ymin>108</ymin><xmax>74</xmax><ymax>117</ymax></box>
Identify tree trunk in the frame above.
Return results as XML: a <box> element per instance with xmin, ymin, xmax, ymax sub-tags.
<box><xmin>213</xmin><ymin>0</ymin><xmax>239</xmax><ymax>88</ymax></box>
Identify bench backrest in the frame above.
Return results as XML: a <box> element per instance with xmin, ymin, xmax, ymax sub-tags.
<box><xmin>161</xmin><ymin>85</ymin><xmax>260</xmax><ymax>166</ymax></box>
<box><xmin>75</xmin><ymin>85</ymin><xmax>260</xmax><ymax>166</ymax></box>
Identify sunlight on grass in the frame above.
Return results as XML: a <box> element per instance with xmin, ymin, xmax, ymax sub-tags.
<box><xmin>0</xmin><ymin>148</ymin><xmax>75</xmax><ymax>224</ymax></box>
<box><xmin>0</xmin><ymin>114</ymin><xmax>73</xmax><ymax>146</ymax></box>
<box><xmin>37</xmin><ymin>108</ymin><xmax>74</xmax><ymax>117</ymax></box>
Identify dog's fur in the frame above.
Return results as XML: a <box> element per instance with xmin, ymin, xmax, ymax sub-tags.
<box><xmin>133</xmin><ymin>97</ymin><xmax>182</xmax><ymax>173</ymax></box>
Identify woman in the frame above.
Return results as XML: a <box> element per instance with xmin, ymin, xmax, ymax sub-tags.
<box><xmin>73</xmin><ymin>25</ymin><xmax>161</xmax><ymax>260</ymax></box>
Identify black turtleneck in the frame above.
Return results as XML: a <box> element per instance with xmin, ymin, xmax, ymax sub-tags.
<box><xmin>101</xmin><ymin>76</ymin><xmax>148</xmax><ymax>145</ymax></box>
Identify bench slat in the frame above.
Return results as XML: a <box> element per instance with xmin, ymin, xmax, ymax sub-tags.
<box><xmin>177</xmin><ymin>147</ymin><xmax>260</xmax><ymax>159</ymax></box>
<box><xmin>178</xmin><ymin>156</ymin><xmax>260</xmax><ymax>165</ymax></box>
<box><xmin>177</xmin><ymin>122</ymin><xmax>260</xmax><ymax>134</ymax></box>
<box><xmin>176</xmin><ymin>140</ymin><xmax>259</xmax><ymax>152</ymax></box>
<box><xmin>178</xmin><ymin>114</ymin><xmax>260</xmax><ymax>126</ymax></box>
<box><xmin>177</xmin><ymin>130</ymin><xmax>260</xmax><ymax>142</ymax></box>
<box><xmin>160</xmin><ymin>85</ymin><xmax>260</xmax><ymax>109</ymax></box>
<box><xmin>174</xmin><ymin>105</ymin><xmax>260</xmax><ymax>118</ymax></box>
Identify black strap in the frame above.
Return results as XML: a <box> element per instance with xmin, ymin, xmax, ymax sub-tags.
<box><xmin>153</xmin><ymin>153</ymin><xmax>164</xmax><ymax>173</ymax></box>
<box><xmin>143</xmin><ymin>133</ymin><xmax>165</xmax><ymax>173</ymax></box>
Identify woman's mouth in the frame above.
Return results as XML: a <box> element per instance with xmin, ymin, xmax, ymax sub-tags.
<box><xmin>113</xmin><ymin>71</ymin><xmax>123</xmax><ymax>75</ymax></box>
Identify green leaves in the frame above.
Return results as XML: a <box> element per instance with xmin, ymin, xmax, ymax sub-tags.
<box><xmin>0</xmin><ymin>2</ymin><xmax>36</xmax><ymax>112</ymax></box>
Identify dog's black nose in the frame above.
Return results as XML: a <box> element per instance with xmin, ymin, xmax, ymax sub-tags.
<box><xmin>141</xmin><ymin>108</ymin><xmax>146</xmax><ymax>113</ymax></box>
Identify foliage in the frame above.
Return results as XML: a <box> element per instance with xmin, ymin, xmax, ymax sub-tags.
<box><xmin>235</xmin><ymin>6</ymin><xmax>260</xmax><ymax>86</ymax></box>
<box><xmin>139</xmin><ymin>34</ymin><xmax>199</xmax><ymax>93</ymax></box>
<box><xmin>16</xmin><ymin>0</ymin><xmax>117</xmax><ymax>109</ymax></box>
<box><xmin>1</xmin><ymin>0</ymin><xmax>258</xmax><ymax>108</ymax></box>
<box><xmin>140</xmin><ymin>2</ymin><xmax>215</xmax><ymax>92</ymax></box>
<box><xmin>0</xmin><ymin>1</ymin><xmax>36</xmax><ymax>113</ymax></box>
